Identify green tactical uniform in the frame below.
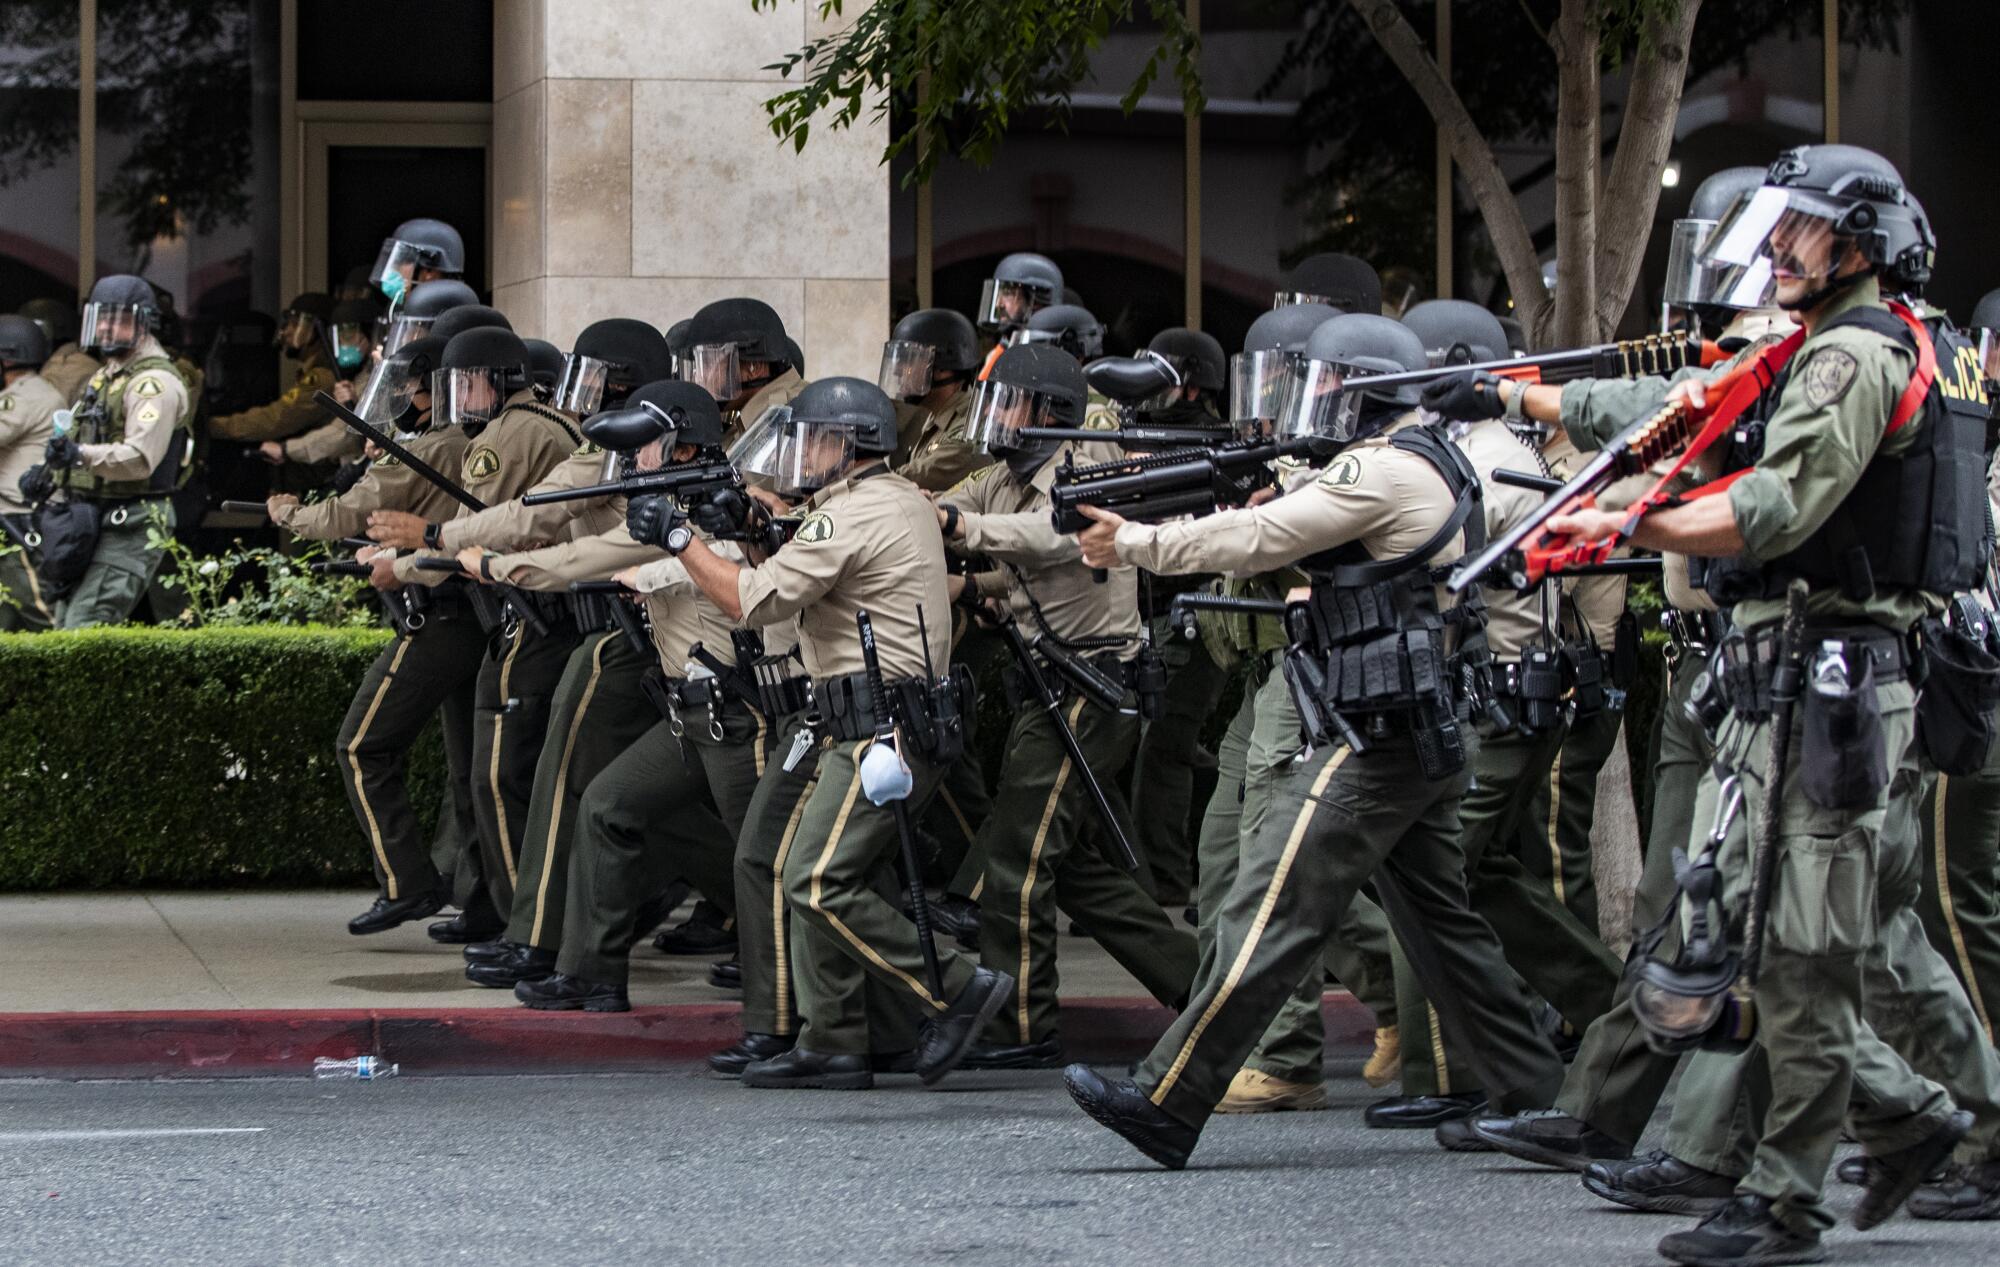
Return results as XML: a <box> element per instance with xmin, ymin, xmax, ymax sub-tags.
<box><xmin>1111</xmin><ymin>414</ymin><xmax>1563</xmax><ymax>1133</ymax></box>
<box><xmin>206</xmin><ymin>346</ymin><xmax>336</xmax><ymax>443</ymax></box>
<box><xmin>1388</xmin><ymin>418</ymin><xmax>1620</xmax><ymax>1098</ymax></box>
<box><xmin>58</xmin><ymin>334</ymin><xmax>190</xmax><ymax>628</ymax></box>
<box><xmin>39</xmin><ymin>342</ymin><xmax>99</xmax><ymax>407</ymax></box>
<box><xmin>892</xmin><ymin>390</ymin><xmax>986</xmax><ymax>492</ymax></box>
<box><xmin>313</xmin><ymin>423</ymin><xmax>483</xmax><ymax>903</ymax></box>
<box><xmin>1917</xmin><ymin>753</ymin><xmax>2000</xmax><ymax>1043</ymax></box>
<box><xmin>0</xmin><ymin>370</ymin><xmax>65</xmax><ymax>630</ymax></box>
<box><xmin>1597</xmin><ymin>278</ymin><xmax>1988</xmax><ymax>1233</ymax></box>
<box><xmin>942</xmin><ymin>449</ymin><xmax>1199</xmax><ymax>1046</ymax></box>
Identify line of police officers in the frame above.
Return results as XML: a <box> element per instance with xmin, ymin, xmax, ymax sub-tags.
<box><xmin>5</xmin><ymin>144</ymin><xmax>2000</xmax><ymax>1265</ymax></box>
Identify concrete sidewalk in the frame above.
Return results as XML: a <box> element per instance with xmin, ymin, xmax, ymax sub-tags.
<box><xmin>0</xmin><ymin>891</ymin><xmax>1373</xmax><ymax>1077</ymax></box>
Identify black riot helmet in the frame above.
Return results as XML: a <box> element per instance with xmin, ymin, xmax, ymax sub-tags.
<box><xmin>781</xmin><ymin>336</ymin><xmax>805</xmax><ymax>378</ymax></box>
<box><xmin>429</xmin><ymin>304</ymin><xmax>512</xmax><ymax>347</ymax></box>
<box><xmin>664</xmin><ymin>318</ymin><xmax>693</xmax><ymax>378</ymax></box>
<box><xmin>19</xmin><ymin>297</ymin><xmax>78</xmax><ymax>347</ymax></box>
<box><xmin>1969</xmin><ymin>288</ymin><xmax>2000</xmax><ymax>384</ymax></box>
<box><xmin>557</xmin><ymin>318</ymin><xmax>673</xmax><ymax>416</ymax></box>
<box><xmin>1277</xmin><ymin>313</ymin><xmax>1426</xmax><ymax>441</ymax></box>
<box><xmin>434</xmin><ymin>327</ymin><xmax>528</xmax><ymax>428</ymax></box>
<box><xmin>277</xmin><ymin>292</ymin><xmax>333</xmax><ymax>356</ymax></box>
<box><xmin>734</xmin><ymin>376</ymin><xmax>899</xmax><ymax>496</ymax></box>
<box><xmin>685</xmin><ymin>298</ymin><xmax>790</xmax><ymax>401</ymax></box>
<box><xmin>1232</xmin><ymin>302</ymin><xmax>1337</xmax><ymax>426</ymax></box>
<box><xmin>1698</xmin><ymin>144</ymin><xmax>1934</xmax><ymax>313</ymax></box>
<box><xmin>1275</xmin><ymin>253</ymin><xmax>1381</xmax><ymax>314</ymax></box>
<box><xmin>1402</xmin><ymin>299</ymin><xmax>1509</xmax><ymax>366</ymax></box>
<box><xmin>1021</xmin><ymin>304</ymin><xmax>1104</xmax><ymax>362</ymax></box>
<box><xmin>523</xmin><ymin>339</ymin><xmax>565</xmax><ymax>393</ymax></box>
<box><xmin>378</xmin><ymin>279</ymin><xmax>481</xmax><ymax>355</ymax></box>
<box><xmin>0</xmin><ymin>314</ymin><xmax>52</xmax><ymax>370</ymax></box>
<box><xmin>879</xmin><ymin>307</ymin><xmax>980</xmax><ymax>400</ymax></box>
<box><xmin>372</xmin><ymin>217</ymin><xmax>464</xmax><ymax>305</ymax></box>
<box><xmin>586</xmin><ymin>379</ymin><xmax>727</xmax><ymax>454</ymax></box>
<box><xmin>979</xmin><ymin>252</ymin><xmax>1063</xmax><ymax>333</ymax></box>
<box><xmin>81</xmin><ymin>273</ymin><xmax>158</xmax><ymax>355</ymax></box>
<box><xmin>1146</xmin><ymin>328</ymin><xmax>1226</xmax><ymax>394</ymax></box>
<box><xmin>965</xmin><ymin>342</ymin><xmax>1087</xmax><ymax>455</ymax></box>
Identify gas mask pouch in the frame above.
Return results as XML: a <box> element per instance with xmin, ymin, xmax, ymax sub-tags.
<box><xmin>1800</xmin><ymin>647</ymin><xmax>1887</xmax><ymax>810</ymax></box>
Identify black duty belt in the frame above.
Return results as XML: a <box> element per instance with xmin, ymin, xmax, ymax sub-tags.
<box><xmin>1661</xmin><ymin>608</ymin><xmax>1727</xmax><ymax>669</ymax></box>
<box><xmin>1714</xmin><ymin>622</ymin><xmax>1914</xmax><ymax>717</ymax></box>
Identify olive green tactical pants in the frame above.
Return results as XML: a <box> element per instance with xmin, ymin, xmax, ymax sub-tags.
<box><xmin>334</xmin><ymin>614</ymin><xmax>487</xmax><ymax>901</ymax></box>
<box><xmin>558</xmin><ymin>711</ymin><xmax>768</xmax><ymax>986</ymax></box>
<box><xmin>977</xmin><ymin>696</ymin><xmax>1198</xmax><ymax>1045</ymax></box>
<box><xmin>1661</xmin><ymin>677</ymin><xmax>1966</xmax><ymax>1233</ymax></box>
<box><xmin>1207</xmin><ymin>675</ymin><xmax>1398</xmax><ymax>1084</ymax></box>
<box><xmin>1917</xmin><ymin>754</ymin><xmax>2000</xmax><ymax>1043</ymax></box>
<box><xmin>0</xmin><ymin>525</ymin><xmax>55</xmax><ymax>631</ymax></box>
<box><xmin>57</xmin><ymin>499</ymin><xmax>170</xmax><ymax>628</ymax></box>
<box><xmin>504</xmin><ymin>632</ymin><xmax>663</xmax><ymax>952</ymax></box>
<box><xmin>467</xmin><ymin>620</ymin><xmax>581</xmax><ymax>918</ymax></box>
<box><xmin>1137</xmin><ymin>693</ymin><xmax>1564</xmax><ymax>1130</ymax></box>
<box><xmin>1519</xmin><ymin>706</ymin><xmax>1623</xmax><ymax>933</ymax></box>
<box><xmin>930</xmin><ymin>622</ymin><xmax>1004</xmax><ymax>897</ymax></box>
<box><xmin>1392</xmin><ymin>723</ymin><xmax>1621</xmax><ymax>1096</ymax></box>
<box><xmin>1131</xmin><ymin>626</ymin><xmax>1230</xmax><ymax>903</ymax></box>
<box><xmin>1555</xmin><ymin>656</ymin><xmax>1713</xmax><ymax>1142</ymax></box>
<box><xmin>780</xmin><ymin>738</ymin><xmax>984</xmax><ymax>1056</ymax></box>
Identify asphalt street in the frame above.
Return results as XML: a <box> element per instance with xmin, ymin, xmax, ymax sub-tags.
<box><xmin>0</xmin><ymin>1062</ymin><xmax>1985</xmax><ymax>1267</ymax></box>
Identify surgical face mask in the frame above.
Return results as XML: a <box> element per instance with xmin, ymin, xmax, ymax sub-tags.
<box><xmin>378</xmin><ymin>268</ymin><xmax>407</xmax><ymax>304</ymax></box>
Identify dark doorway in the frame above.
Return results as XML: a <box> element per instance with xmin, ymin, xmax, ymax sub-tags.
<box><xmin>325</xmin><ymin>146</ymin><xmax>487</xmax><ymax>297</ymax></box>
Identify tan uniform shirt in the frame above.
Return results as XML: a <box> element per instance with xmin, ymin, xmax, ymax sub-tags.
<box><xmin>276</xmin><ymin>426</ymin><xmax>471</xmax><ymax>541</ymax></box>
<box><xmin>392</xmin><ymin>393</ymin><xmax>582</xmax><ymax>583</ymax></box>
<box><xmin>1458</xmin><ymin>420</ymin><xmax>1553</xmax><ymax>661</ymax></box>
<box><xmin>636</xmin><ymin>548</ymin><xmax>802</xmax><ymax>673</ymax></box>
<box><xmin>78</xmin><ymin>335</ymin><xmax>185</xmax><ymax>483</ymax></box>
<box><xmin>736</xmin><ymin>463</ymin><xmax>952</xmax><ymax>681</ymax></box>
<box><xmin>208</xmin><ymin>348</ymin><xmax>337</xmax><ymax>443</ymax></box>
<box><xmin>943</xmin><ymin>444</ymin><xmax>1141</xmax><ymax>657</ymax></box>
<box><xmin>0</xmin><ymin>372</ymin><xmax>64</xmax><ymax>514</ymax></box>
<box><xmin>281</xmin><ymin>417</ymin><xmax>367</xmax><ymax>465</ymax></box>
<box><xmin>40</xmin><ymin>343</ymin><xmax>99</xmax><ymax>406</ymax></box>
<box><xmin>1112</xmin><ymin>415</ymin><xmax>1468</xmax><ymax>615</ymax></box>
<box><xmin>893</xmin><ymin>390</ymin><xmax>990</xmax><ymax>492</ymax></box>
<box><xmin>438</xmin><ymin>448</ymin><xmax>612</xmax><ymax>555</ymax></box>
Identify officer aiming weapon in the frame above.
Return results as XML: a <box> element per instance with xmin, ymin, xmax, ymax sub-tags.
<box><xmin>1447</xmin><ymin>346</ymin><xmax>1778</xmax><ymax>595</ymax></box>
<box><xmin>854</xmin><ymin>608</ymin><xmax>944</xmax><ymax>997</ymax></box>
<box><xmin>1048</xmin><ymin>434</ymin><xmax>1339</xmax><ymax>534</ymax></box>
<box><xmin>1022</xmin><ymin>352</ymin><xmax>1238</xmax><ymax>452</ymax></box>
<box><xmin>519</xmin><ymin>456</ymin><xmax>743</xmax><ymax>507</ymax></box>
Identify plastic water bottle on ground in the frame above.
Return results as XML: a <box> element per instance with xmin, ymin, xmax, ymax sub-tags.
<box><xmin>313</xmin><ymin>1055</ymin><xmax>399</xmax><ymax>1080</ymax></box>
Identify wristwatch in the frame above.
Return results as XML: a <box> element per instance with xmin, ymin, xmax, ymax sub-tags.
<box><xmin>665</xmin><ymin>519</ymin><xmax>694</xmax><ymax>555</ymax></box>
<box><xmin>423</xmin><ymin>521</ymin><xmax>443</xmax><ymax>550</ymax></box>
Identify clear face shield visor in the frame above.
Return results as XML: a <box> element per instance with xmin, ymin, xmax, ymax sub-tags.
<box><xmin>555</xmin><ymin>353</ymin><xmax>615</xmax><ymax>416</ymax></box>
<box><xmin>370</xmin><ymin>239</ymin><xmax>428</xmax><ymax>305</ymax></box>
<box><xmin>1274</xmin><ymin>357</ymin><xmax>1362</xmax><ymax>442</ymax></box>
<box><xmin>978</xmin><ymin>279</ymin><xmax>1050</xmax><ymax>331</ymax></box>
<box><xmin>1699</xmin><ymin>187</ymin><xmax>1857</xmax><ymax>309</ymax></box>
<box><xmin>81</xmin><ymin>302</ymin><xmax>144</xmax><ymax>354</ymax></box>
<box><xmin>688</xmin><ymin>342</ymin><xmax>742</xmax><ymax>402</ymax></box>
<box><xmin>1665</xmin><ymin>217</ymin><xmax>1775</xmax><ymax>312</ymax></box>
<box><xmin>733</xmin><ymin>408</ymin><xmax>855</xmax><ymax>497</ymax></box>
<box><xmin>376</xmin><ymin>313</ymin><xmax>432</xmax><ymax>357</ymax></box>
<box><xmin>277</xmin><ymin>310</ymin><xmax>322</xmax><ymax>348</ymax></box>
<box><xmin>876</xmin><ymin>340</ymin><xmax>937</xmax><ymax>402</ymax></box>
<box><xmin>1977</xmin><ymin>329</ymin><xmax>2000</xmax><ymax>385</ymax></box>
<box><xmin>1230</xmin><ymin>349</ymin><xmax>1300</xmax><ymax>438</ymax></box>
<box><xmin>356</xmin><ymin>356</ymin><xmax>427</xmax><ymax>427</ymax></box>
<box><xmin>965</xmin><ymin>379</ymin><xmax>1062</xmax><ymax>455</ymax></box>
<box><xmin>430</xmin><ymin>365</ymin><xmax>511</xmax><ymax>429</ymax></box>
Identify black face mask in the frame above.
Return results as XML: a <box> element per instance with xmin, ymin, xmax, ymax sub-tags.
<box><xmin>1353</xmin><ymin>397</ymin><xmax>1404</xmax><ymax>441</ymax></box>
<box><xmin>1140</xmin><ymin>397</ymin><xmax>1217</xmax><ymax>427</ymax></box>
<box><xmin>1003</xmin><ymin>446</ymin><xmax>1055</xmax><ymax>484</ymax></box>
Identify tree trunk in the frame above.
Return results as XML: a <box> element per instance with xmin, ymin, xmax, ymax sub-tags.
<box><xmin>1594</xmin><ymin>0</ymin><xmax>1704</xmax><ymax>335</ymax></box>
<box><xmin>1547</xmin><ymin>0</ymin><xmax>1601</xmax><ymax>347</ymax></box>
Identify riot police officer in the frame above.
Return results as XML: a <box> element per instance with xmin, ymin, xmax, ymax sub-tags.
<box><xmin>881</xmin><ymin>307</ymin><xmax>990</xmax><ymax>491</ymax></box>
<box><xmin>979</xmin><ymin>252</ymin><xmax>1063</xmax><ymax>338</ymax></box>
<box><xmin>1273</xmin><ymin>252</ymin><xmax>1382</xmax><ymax>314</ymax></box>
<box><xmin>209</xmin><ymin>293</ymin><xmax>338</xmax><ymax>445</ymax></box>
<box><xmin>0</xmin><ymin>314</ymin><xmax>63</xmax><ymax>629</ymax></box>
<box><xmin>18</xmin><ymin>297</ymin><xmax>98</xmax><ymax>405</ymax></box>
<box><xmin>370</xmin><ymin>217</ymin><xmax>465</xmax><ymax>308</ymax></box>
<box><xmin>682</xmin><ymin>298</ymin><xmax>808</xmax><ymax>436</ymax></box>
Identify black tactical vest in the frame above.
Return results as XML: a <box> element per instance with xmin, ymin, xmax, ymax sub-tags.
<box><xmin>1699</xmin><ymin>306</ymin><xmax>1993</xmax><ymax>606</ymax></box>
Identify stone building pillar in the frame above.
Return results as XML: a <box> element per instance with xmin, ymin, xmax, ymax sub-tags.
<box><xmin>490</xmin><ymin>0</ymin><xmax>888</xmax><ymax>379</ymax></box>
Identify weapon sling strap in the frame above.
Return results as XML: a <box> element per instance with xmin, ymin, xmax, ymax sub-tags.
<box><xmin>1323</xmin><ymin>427</ymin><xmax>1485</xmax><ymax>588</ymax></box>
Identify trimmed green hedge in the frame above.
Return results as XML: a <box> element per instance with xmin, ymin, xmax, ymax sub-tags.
<box><xmin>0</xmin><ymin>627</ymin><xmax>444</xmax><ymax>889</ymax></box>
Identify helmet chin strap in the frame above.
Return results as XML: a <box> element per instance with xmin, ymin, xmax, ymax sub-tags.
<box><xmin>1779</xmin><ymin>265</ymin><xmax>1873</xmax><ymax>316</ymax></box>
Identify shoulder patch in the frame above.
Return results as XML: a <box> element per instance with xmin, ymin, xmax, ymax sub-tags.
<box><xmin>794</xmin><ymin>512</ymin><xmax>835</xmax><ymax>544</ymax></box>
<box><xmin>134</xmin><ymin>402</ymin><xmax>161</xmax><ymax>425</ymax></box>
<box><xmin>1801</xmin><ymin>348</ymin><xmax>1859</xmax><ymax>410</ymax></box>
<box><xmin>1318</xmin><ymin>453</ymin><xmax>1364</xmax><ymax>489</ymax></box>
<box><xmin>465</xmin><ymin>447</ymin><xmax>501</xmax><ymax>480</ymax></box>
<box><xmin>131</xmin><ymin>378</ymin><xmax>162</xmax><ymax>398</ymax></box>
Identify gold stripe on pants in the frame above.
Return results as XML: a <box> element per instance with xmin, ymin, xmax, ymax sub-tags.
<box><xmin>528</xmin><ymin>636</ymin><xmax>609</xmax><ymax>945</ymax></box>
<box><xmin>347</xmin><ymin>638</ymin><xmax>411</xmax><ymax>898</ymax></box>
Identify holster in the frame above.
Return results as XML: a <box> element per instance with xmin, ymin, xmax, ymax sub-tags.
<box><xmin>1914</xmin><ymin>602</ymin><xmax>2000</xmax><ymax>775</ymax></box>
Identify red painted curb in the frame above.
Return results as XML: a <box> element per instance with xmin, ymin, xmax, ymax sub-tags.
<box><xmin>0</xmin><ymin>994</ymin><xmax>1373</xmax><ymax>1079</ymax></box>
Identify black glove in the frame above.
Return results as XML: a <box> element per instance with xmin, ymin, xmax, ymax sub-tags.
<box><xmin>17</xmin><ymin>463</ymin><xmax>52</xmax><ymax>504</ymax></box>
<box><xmin>44</xmin><ymin>434</ymin><xmax>83</xmax><ymax>470</ymax></box>
<box><xmin>688</xmin><ymin>487</ymin><xmax>748</xmax><ymax>538</ymax></box>
<box><xmin>1418</xmin><ymin>371</ymin><xmax>1510</xmax><ymax>422</ymax></box>
<box><xmin>626</xmin><ymin>493</ymin><xmax>690</xmax><ymax>553</ymax></box>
